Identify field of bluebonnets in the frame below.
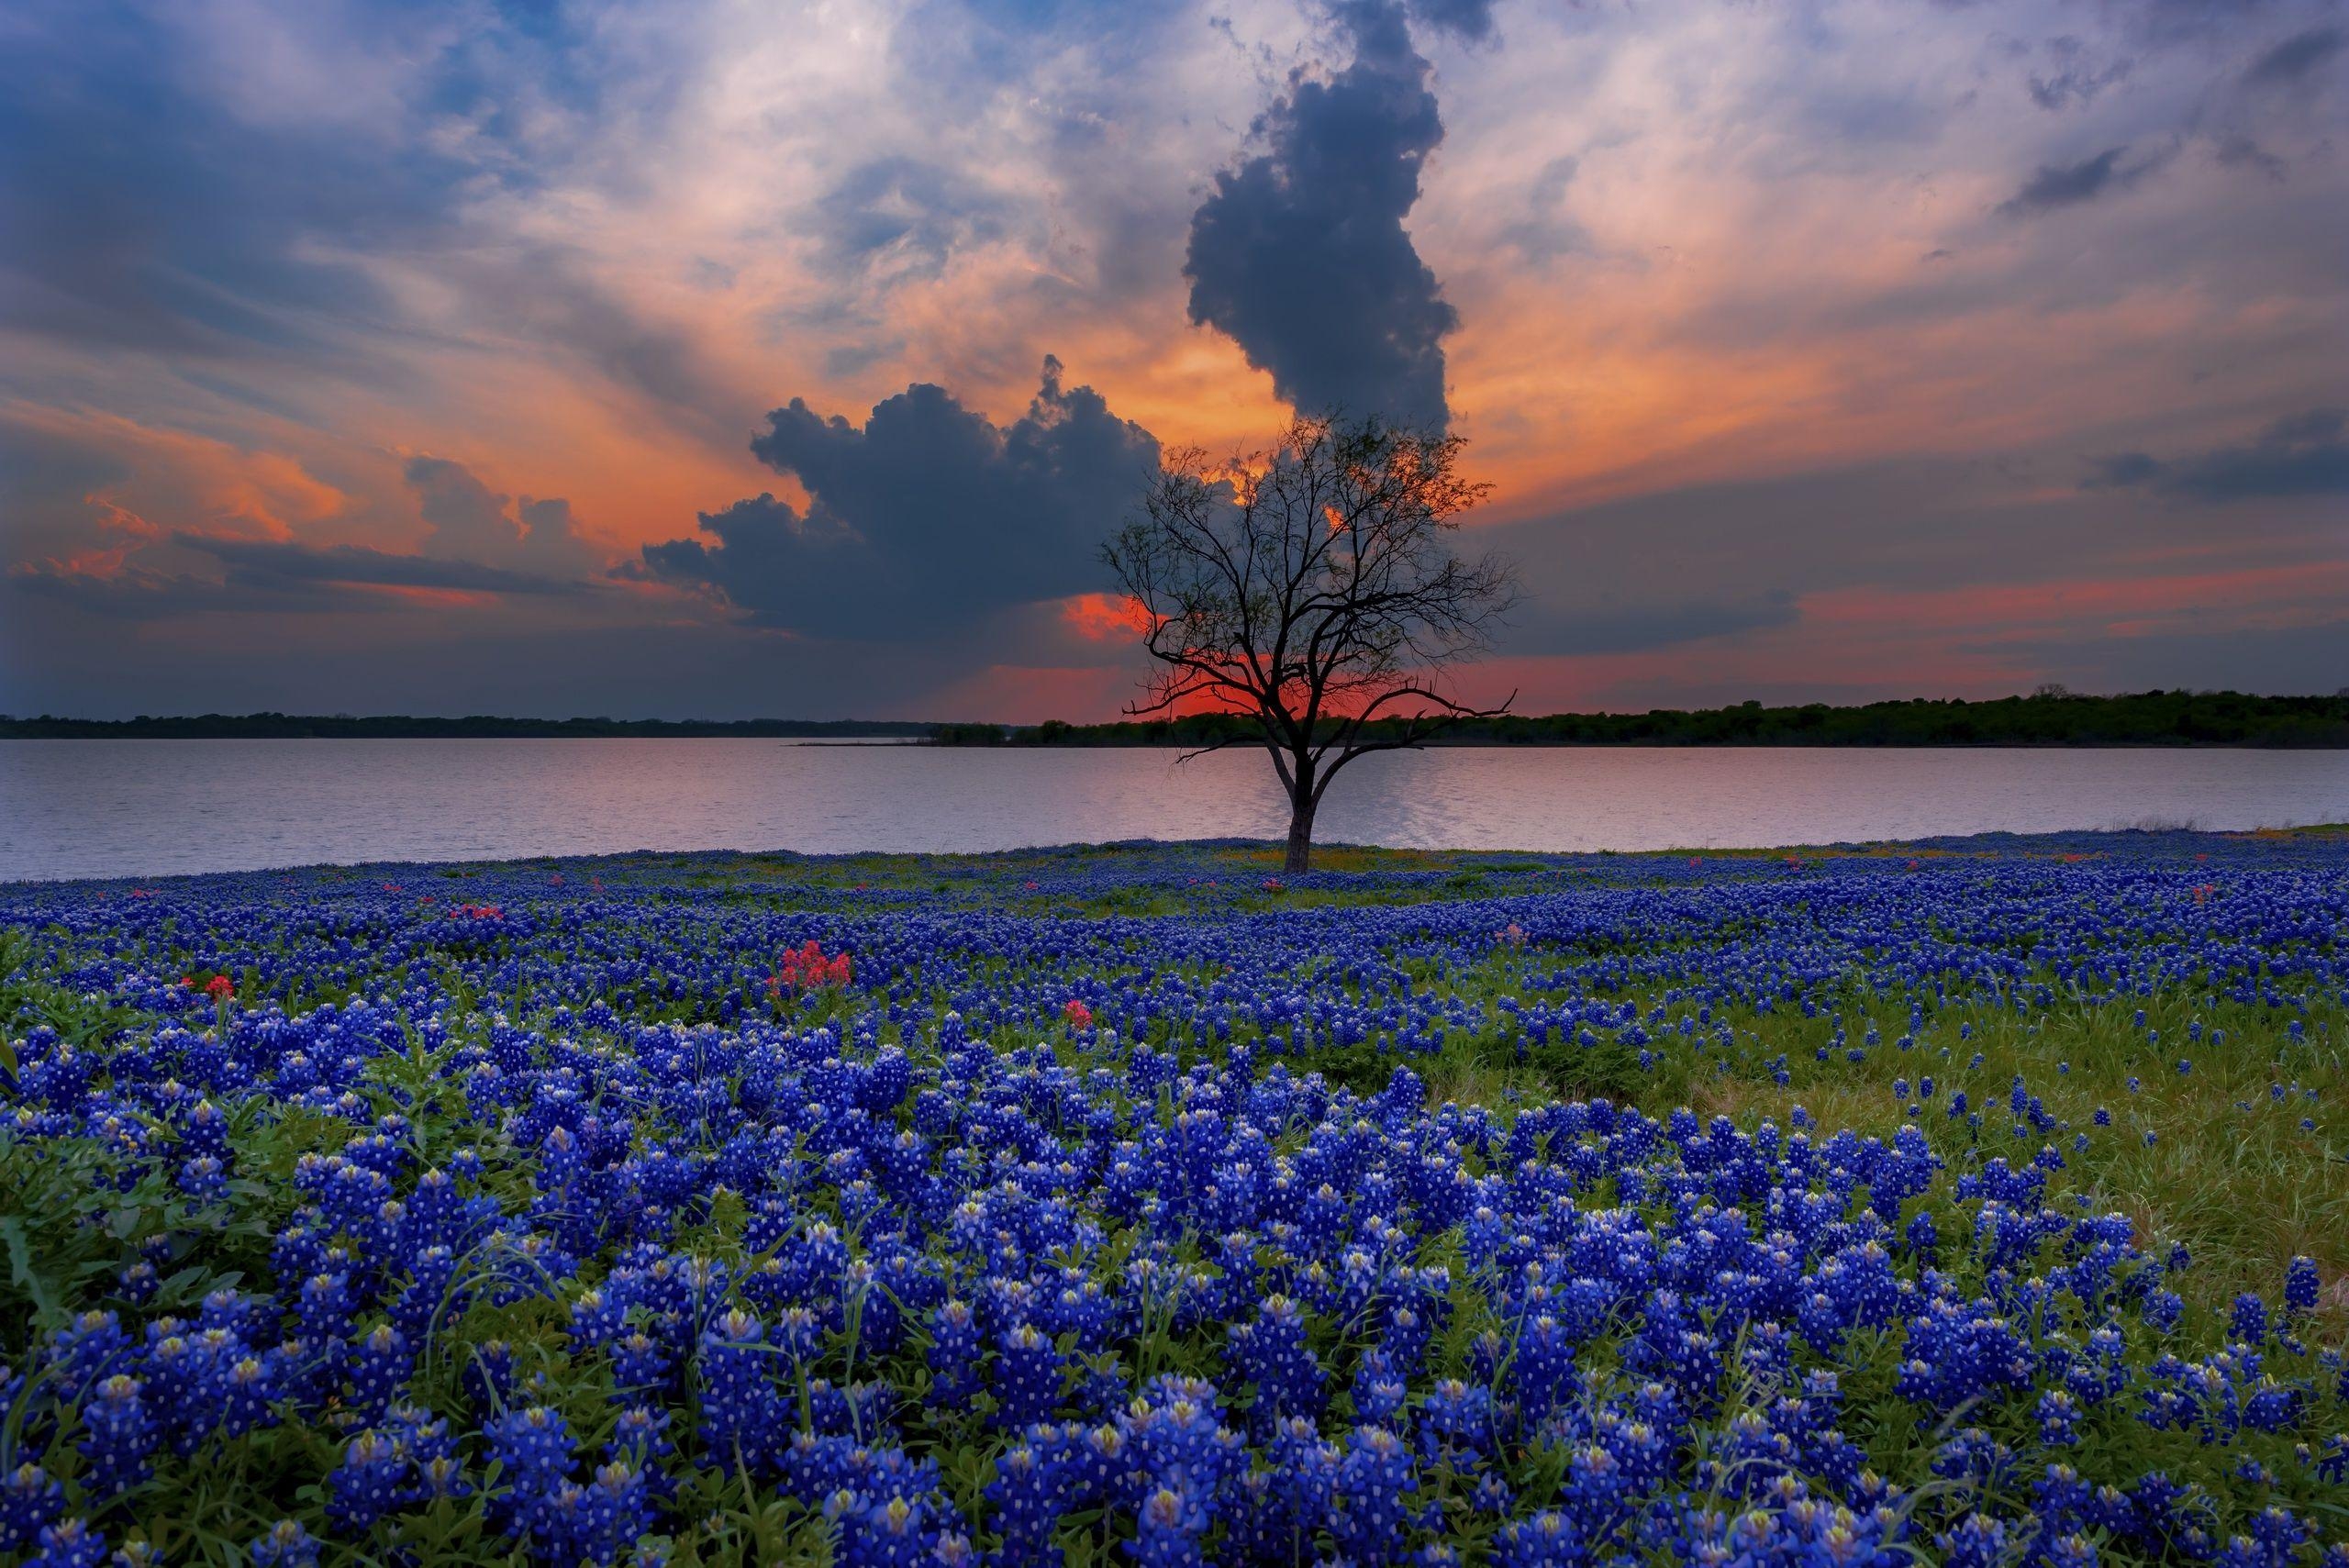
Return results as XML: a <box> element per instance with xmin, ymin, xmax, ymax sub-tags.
<box><xmin>1</xmin><ymin>826</ymin><xmax>2345</xmax><ymax>1568</ymax></box>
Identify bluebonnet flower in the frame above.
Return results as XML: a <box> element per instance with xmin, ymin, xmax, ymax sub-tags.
<box><xmin>928</xmin><ymin>1300</ymin><xmax>981</xmax><ymax>1409</ymax></box>
<box><xmin>23</xmin><ymin>1518</ymin><xmax>110</xmax><ymax>1568</ymax></box>
<box><xmin>2036</xmin><ymin>1390</ymin><xmax>2081</xmax><ymax>1446</ymax></box>
<box><xmin>2285</xmin><ymin>1257</ymin><xmax>2320</xmax><ymax>1317</ymax></box>
<box><xmin>76</xmin><ymin>1375</ymin><xmax>157</xmax><ymax>1499</ymax></box>
<box><xmin>995</xmin><ymin>1324</ymin><xmax>1063</xmax><ymax>1430</ymax></box>
<box><xmin>248</xmin><ymin>1519</ymin><xmax>321</xmax><ymax>1567</ymax></box>
<box><xmin>536</xmin><ymin>1461</ymin><xmax>652</xmax><ymax>1565</ymax></box>
<box><xmin>327</xmin><ymin>1429</ymin><xmax>408</xmax><ymax>1535</ymax></box>
<box><xmin>1</xmin><ymin>1464</ymin><xmax>64</xmax><ymax>1555</ymax></box>
<box><xmin>1230</xmin><ymin>1295</ymin><xmax>1322</xmax><ymax>1429</ymax></box>
<box><xmin>696</xmin><ymin>1308</ymin><xmax>778</xmax><ymax>1477</ymax></box>
<box><xmin>1329</xmin><ymin>1425</ymin><xmax>1417</xmax><ymax>1564</ymax></box>
<box><xmin>484</xmin><ymin>1404</ymin><xmax>574</xmax><ymax>1537</ymax></box>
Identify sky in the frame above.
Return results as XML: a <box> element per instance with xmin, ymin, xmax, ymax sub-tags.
<box><xmin>2</xmin><ymin>0</ymin><xmax>2344</xmax><ymax>722</ymax></box>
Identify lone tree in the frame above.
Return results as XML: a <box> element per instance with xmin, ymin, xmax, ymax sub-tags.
<box><xmin>1102</xmin><ymin>413</ymin><xmax>1520</xmax><ymax>873</ymax></box>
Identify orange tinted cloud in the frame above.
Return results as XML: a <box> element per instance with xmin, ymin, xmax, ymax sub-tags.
<box><xmin>3</xmin><ymin>404</ymin><xmax>346</xmax><ymax>543</ymax></box>
<box><xmin>1801</xmin><ymin>561</ymin><xmax>2349</xmax><ymax>638</ymax></box>
<box><xmin>1059</xmin><ymin>593</ymin><xmax>1154</xmax><ymax>640</ymax></box>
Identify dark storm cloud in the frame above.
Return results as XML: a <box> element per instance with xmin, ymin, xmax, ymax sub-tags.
<box><xmin>2244</xmin><ymin>26</ymin><xmax>2343</xmax><ymax>87</ymax></box>
<box><xmin>1996</xmin><ymin>146</ymin><xmax>2151</xmax><ymax>215</ymax></box>
<box><xmin>2084</xmin><ymin>409</ymin><xmax>2349</xmax><ymax>501</ymax></box>
<box><xmin>637</xmin><ymin>357</ymin><xmax>1160</xmax><ymax>637</ymax></box>
<box><xmin>1184</xmin><ymin>0</ymin><xmax>1461</xmax><ymax>430</ymax></box>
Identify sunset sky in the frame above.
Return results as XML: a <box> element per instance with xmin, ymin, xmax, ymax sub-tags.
<box><xmin>4</xmin><ymin>0</ymin><xmax>2344</xmax><ymax>721</ymax></box>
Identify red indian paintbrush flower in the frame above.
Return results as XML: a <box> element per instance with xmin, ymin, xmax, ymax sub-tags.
<box><xmin>769</xmin><ymin>940</ymin><xmax>852</xmax><ymax>995</ymax></box>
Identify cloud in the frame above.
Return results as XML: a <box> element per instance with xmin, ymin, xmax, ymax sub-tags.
<box><xmin>427</xmin><ymin>253</ymin><xmax>752</xmax><ymax>448</ymax></box>
<box><xmin>2003</xmin><ymin>614</ymin><xmax>2349</xmax><ymax>698</ymax></box>
<box><xmin>2210</xmin><ymin>132</ymin><xmax>2288</xmax><ymax>180</ymax></box>
<box><xmin>2081</xmin><ymin>451</ymin><xmax>2166</xmax><ymax>490</ymax></box>
<box><xmin>8</xmin><ymin>561</ymin><xmax>274</xmax><ymax>620</ymax></box>
<box><xmin>0</xmin><ymin>405</ymin><xmax>351</xmax><ymax>573</ymax></box>
<box><xmin>0</xmin><ymin>4</ymin><xmax>461</xmax><ymax>366</ymax></box>
<box><xmin>1500</xmin><ymin>155</ymin><xmax>1590</xmax><ymax>263</ymax></box>
<box><xmin>7</xmin><ymin>524</ymin><xmax>595</xmax><ymax>624</ymax></box>
<box><xmin>1405</xmin><ymin>0</ymin><xmax>1496</xmax><ymax>43</ymax></box>
<box><xmin>2243</xmin><ymin>26</ymin><xmax>2343</xmax><ymax>88</ymax></box>
<box><xmin>638</xmin><ymin>357</ymin><xmax>1160</xmax><ymax>637</ymax></box>
<box><xmin>2027</xmin><ymin>37</ymin><xmax>2132</xmax><ymax>111</ymax></box>
<box><xmin>1996</xmin><ymin>146</ymin><xmax>2153</xmax><ymax>215</ymax></box>
<box><xmin>1501</xmin><ymin>593</ymin><xmax>1801</xmax><ymax>658</ymax></box>
<box><xmin>182</xmin><ymin>536</ymin><xmax>586</xmax><ymax>596</ymax></box>
<box><xmin>404</xmin><ymin>456</ymin><xmax>598</xmax><ymax>576</ymax></box>
<box><xmin>1059</xmin><ymin>592</ymin><xmax>1154</xmax><ymax>642</ymax></box>
<box><xmin>0</xmin><ymin>431</ymin><xmax>600</xmax><ymax>625</ymax></box>
<box><xmin>0</xmin><ymin>0</ymin><xmax>748</xmax><ymax>463</ymax></box>
<box><xmin>1184</xmin><ymin>0</ymin><xmax>1461</xmax><ymax>430</ymax></box>
<box><xmin>2082</xmin><ymin>409</ymin><xmax>2349</xmax><ymax>501</ymax></box>
<box><xmin>818</xmin><ymin>156</ymin><xmax>1009</xmax><ymax>283</ymax></box>
<box><xmin>6</xmin><ymin>544</ymin><xmax>575</xmax><ymax>620</ymax></box>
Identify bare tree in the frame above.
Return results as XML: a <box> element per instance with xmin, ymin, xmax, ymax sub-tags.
<box><xmin>1101</xmin><ymin>413</ymin><xmax>1520</xmax><ymax>873</ymax></box>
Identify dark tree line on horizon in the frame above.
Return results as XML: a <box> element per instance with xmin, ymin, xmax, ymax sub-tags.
<box><xmin>934</xmin><ymin>689</ymin><xmax>2349</xmax><ymax>751</ymax></box>
<box><xmin>0</xmin><ymin>715</ymin><xmax>932</xmax><ymax>740</ymax></box>
<box><xmin>13</xmin><ymin>690</ymin><xmax>2340</xmax><ymax>747</ymax></box>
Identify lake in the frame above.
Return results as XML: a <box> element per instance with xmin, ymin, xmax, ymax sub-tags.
<box><xmin>3</xmin><ymin>739</ymin><xmax>2343</xmax><ymax>882</ymax></box>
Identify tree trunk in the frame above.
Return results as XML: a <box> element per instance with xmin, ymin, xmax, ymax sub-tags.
<box><xmin>1284</xmin><ymin>767</ymin><xmax>1315</xmax><ymax>873</ymax></box>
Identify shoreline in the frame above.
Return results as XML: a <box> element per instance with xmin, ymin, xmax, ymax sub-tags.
<box><xmin>8</xmin><ymin>821</ymin><xmax>2345</xmax><ymax>893</ymax></box>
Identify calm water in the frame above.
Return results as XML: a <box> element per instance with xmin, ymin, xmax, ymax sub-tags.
<box><xmin>3</xmin><ymin>739</ymin><xmax>2344</xmax><ymax>882</ymax></box>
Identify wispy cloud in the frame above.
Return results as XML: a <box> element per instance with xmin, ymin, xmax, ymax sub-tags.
<box><xmin>1997</xmin><ymin>146</ymin><xmax>2156</xmax><ymax>215</ymax></box>
<box><xmin>2084</xmin><ymin>409</ymin><xmax>2349</xmax><ymax>501</ymax></box>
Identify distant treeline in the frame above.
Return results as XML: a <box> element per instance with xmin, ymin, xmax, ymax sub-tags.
<box><xmin>6</xmin><ymin>691</ymin><xmax>2344</xmax><ymax>745</ymax></box>
<box><xmin>0</xmin><ymin>713</ymin><xmax>933</xmax><ymax>740</ymax></box>
<box><xmin>930</xmin><ymin>691</ymin><xmax>2349</xmax><ymax>749</ymax></box>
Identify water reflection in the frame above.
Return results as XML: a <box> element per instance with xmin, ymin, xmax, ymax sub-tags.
<box><xmin>3</xmin><ymin>739</ymin><xmax>2342</xmax><ymax>880</ymax></box>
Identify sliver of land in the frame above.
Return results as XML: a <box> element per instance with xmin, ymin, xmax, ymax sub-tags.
<box><xmin>2</xmin><ymin>827</ymin><xmax>2343</xmax><ymax>1563</ymax></box>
